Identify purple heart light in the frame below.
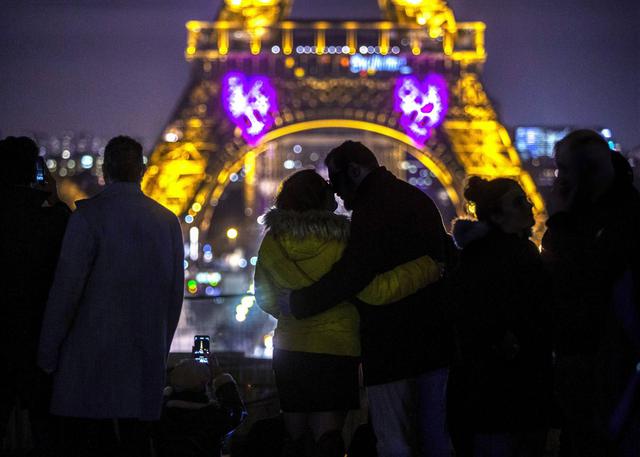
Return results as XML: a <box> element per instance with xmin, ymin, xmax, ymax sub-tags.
<box><xmin>393</xmin><ymin>74</ymin><xmax>449</xmax><ymax>146</ymax></box>
<box><xmin>222</xmin><ymin>72</ymin><xmax>278</xmax><ymax>145</ymax></box>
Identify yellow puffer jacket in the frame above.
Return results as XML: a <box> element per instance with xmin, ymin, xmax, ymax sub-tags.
<box><xmin>254</xmin><ymin>209</ymin><xmax>441</xmax><ymax>357</ymax></box>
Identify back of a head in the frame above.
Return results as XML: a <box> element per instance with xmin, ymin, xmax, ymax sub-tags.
<box><xmin>325</xmin><ymin>140</ymin><xmax>379</xmax><ymax>171</ymax></box>
<box><xmin>464</xmin><ymin>176</ymin><xmax>520</xmax><ymax>222</ymax></box>
<box><xmin>104</xmin><ymin>136</ymin><xmax>144</xmax><ymax>183</ymax></box>
<box><xmin>611</xmin><ymin>150</ymin><xmax>634</xmax><ymax>188</ymax></box>
<box><xmin>555</xmin><ymin>129</ymin><xmax>612</xmax><ymax>171</ymax></box>
<box><xmin>554</xmin><ymin>129</ymin><xmax>616</xmax><ymax>202</ymax></box>
<box><xmin>168</xmin><ymin>358</ymin><xmax>211</xmax><ymax>392</ymax></box>
<box><xmin>0</xmin><ymin>136</ymin><xmax>39</xmax><ymax>187</ymax></box>
<box><xmin>275</xmin><ymin>169</ymin><xmax>329</xmax><ymax>212</ymax></box>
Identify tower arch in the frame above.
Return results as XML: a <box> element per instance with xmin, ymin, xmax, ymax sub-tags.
<box><xmin>142</xmin><ymin>0</ymin><xmax>544</xmax><ymax>237</ymax></box>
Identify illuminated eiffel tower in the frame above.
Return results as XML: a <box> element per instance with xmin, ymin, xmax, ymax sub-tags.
<box><xmin>143</xmin><ymin>0</ymin><xmax>545</xmax><ymax>254</ymax></box>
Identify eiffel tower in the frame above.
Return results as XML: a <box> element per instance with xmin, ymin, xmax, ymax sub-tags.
<box><xmin>142</xmin><ymin>0</ymin><xmax>544</xmax><ymax>257</ymax></box>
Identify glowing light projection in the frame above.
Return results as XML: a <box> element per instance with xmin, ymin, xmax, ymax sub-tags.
<box><xmin>222</xmin><ymin>72</ymin><xmax>278</xmax><ymax>145</ymax></box>
<box><xmin>394</xmin><ymin>74</ymin><xmax>449</xmax><ymax>145</ymax></box>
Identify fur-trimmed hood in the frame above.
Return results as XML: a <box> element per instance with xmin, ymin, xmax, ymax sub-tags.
<box><xmin>452</xmin><ymin>218</ymin><xmax>491</xmax><ymax>249</ymax></box>
<box><xmin>262</xmin><ymin>208</ymin><xmax>350</xmax><ymax>243</ymax></box>
<box><xmin>257</xmin><ymin>208</ymin><xmax>351</xmax><ymax>286</ymax></box>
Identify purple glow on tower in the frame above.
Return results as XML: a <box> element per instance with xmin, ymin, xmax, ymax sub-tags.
<box><xmin>222</xmin><ymin>72</ymin><xmax>278</xmax><ymax>145</ymax></box>
<box><xmin>393</xmin><ymin>74</ymin><xmax>449</xmax><ymax>145</ymax></box>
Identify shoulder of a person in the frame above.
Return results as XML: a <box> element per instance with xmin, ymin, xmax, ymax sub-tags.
<box><xmin>141</xmin><ymin>193</ymin><xmax>179</xmax><ymax>220</ymax></box>
<box><xmin>463</xmin><ymin>232</ymin><xmax>517</xmax><ymax>264</ymax></box>
<box><xmin>38</xmin><ymin>202</ymin><xmax>71</xmax><ymax>224</ymax></box>
<box><xmin>257</xmin><ymin>232</ymin><xmax>277</xmax><ymax>258</ymax></box>
<box><xmin>374</xmin><ymin>176</ymin><xmax>437</xmax><ymax>216</ymax></box>
<box><xmin>70</xmin><ymin>199</ymin><xmax>95</xmax><ymax>220</ymax></box>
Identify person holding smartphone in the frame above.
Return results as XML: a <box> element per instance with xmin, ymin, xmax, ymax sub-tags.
<box><xmin>0</xmin><ymin>136</ymin><xmax>70</xmax><ymax>454</ymax></box>
<box><xmin>154</xmin><ymin>350</ymin><xmax>246</xmax><ymax>457</ymax></box>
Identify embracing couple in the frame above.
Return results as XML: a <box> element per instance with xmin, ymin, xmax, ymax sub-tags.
<box><xmin>255</xmin><ymin>140</ymin><xmax>454</xmax><ymax>457</ymax></box>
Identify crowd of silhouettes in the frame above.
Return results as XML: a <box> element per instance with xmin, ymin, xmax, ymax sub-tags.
<box><xmin>0</xmin><ymin>129</ymin><xmax>638</xmax><ymax>457</ymax></box>
<box><xmin>0</xmin><ymin>135</ymin><xmax>245</xmax><ymax>457</ymax></box>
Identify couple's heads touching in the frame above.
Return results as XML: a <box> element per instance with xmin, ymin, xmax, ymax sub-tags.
<box><xmin>274</xmin><ymin>129</ymin><xmax>623</xmax><ymax>239</ymax></box>
<box><xmin>276</xmin><ymin>139</ymin><xmax>535</xmax><ymax>240</ymax></box>
<box><xmin>275</xmin><ymin>140</ymin><xmax>380</xmax><ymax>214</ymax></box>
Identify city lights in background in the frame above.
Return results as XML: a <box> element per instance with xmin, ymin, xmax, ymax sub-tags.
<box><xmin>187</xmin><ymin>279</ymin><xmax>198</xmax><ymax>295</ymax></box>
<box><xmin>189</xmin><ymin>227</ymin><xmax>199</xmax><ymax>261</ymax></box>
<box><xmin>515</xmin><ymin>126</ymin><xmax>618</xmax><ymax>160</ymax></box>
<box><xmin>222</xmin><ymin>72</ymin><xmax>278</xmax><ymax>145</ymax></box>
<box><xmin>185</xmin><ymin>271</ymin><xmax>224</xmax><ymax>296</ymax></box>
<box><xmin>26</xmin><ymin>132</ymin><xmax>129</xmax><ymax>208</ymax></box>
<box><xmin>164</xmin><ymin>131</ymin><xmax>180</xmax><ymax>143</ymax></box>
<box><xmin>394</xmin><ymin>74</ymin><xmax>449</xmax><ymax>145</ymax></box>
<box><xmin>226</xmin><ymin>227</ymin><xmax>239</xmax><ymax>240</ymax></box>
<box><xmin>203</xmin><ymin>244</ymin><xmax>214</xmax><ymax>262</ymax></box>
<box><xmin>225</xmin><ymin>249</ymin><xmax>248</xmax><ymax>270</ymax></box>
<box><xmin>235</xmin><ymin>294</ymin><xmax>255</xmax><ymax>322</ymax></box>
<box><xmin>263</xmin><ymin>332</ymin><xmax>274</xmax><ymax>358</ymax></box>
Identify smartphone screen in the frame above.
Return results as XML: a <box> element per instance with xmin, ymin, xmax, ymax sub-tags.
<box><xmin>35</xmin><ymin>157</ymin><xmax>46</xmax><ymax>184</ymax></box>
<box><xmin>193</xmin><ymin>335</ymin><xmax>210</xmax><ymax>364</ymax></box>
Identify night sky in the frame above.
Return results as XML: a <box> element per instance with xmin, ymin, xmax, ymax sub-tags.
<box><xmin>1</xmin><ymin>0</ymin><xmax>639</xmax><ymax>150</ymax></box>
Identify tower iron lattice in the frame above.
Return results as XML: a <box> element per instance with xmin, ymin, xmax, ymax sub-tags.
<box><xmin>142</xmin><ymin>0</ymin><xmax>545</xmax><ymax>238</ymax></box>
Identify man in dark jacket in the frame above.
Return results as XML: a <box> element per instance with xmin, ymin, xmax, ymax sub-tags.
<box><xmin>0</xmin><ymin>136</ymin><xmax>71</xmax><ymax>453</ymax></box>
<box><xmin>289</xmin><ymin>141</ymin><xmax>452</xmax><ymax>457</ymax></box>
<box><xmin>38</xmin><ymin>136</ymin><xmax>184</xmax><ymax>457</ymax></box>
<box><xmin>542</xmin><ymin>130</ymin><xmax>640</xmax><ymax>457</ymax></box>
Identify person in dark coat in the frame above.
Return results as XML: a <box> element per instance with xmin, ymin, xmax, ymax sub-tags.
<box><xmin>448</xmin><ymin>177</ymin><xmax>553</xmax><ymax>457</ymax></box>
<box><xmin>0</xmin><ymin>136</ymin><xmax>70</xmax><ymax>454</ymax></box>
<box><xmin>37</xmin><ymin>136</ymin><xmax>184</xmax><ymax>457</ymax></box>
<box><xmin>289</xmin><ymin>141</ymin><xmax>452</xmax><ymax>457</ymax></box>
<box><xmin>154</xmin><ymin>356</ymin><xmax>246</xmax><ymax>457</ymax></box>
<box><xmin>541</xmin><ymin>130</ymin><xmax>640</xmax><ymax>457</ymax></box>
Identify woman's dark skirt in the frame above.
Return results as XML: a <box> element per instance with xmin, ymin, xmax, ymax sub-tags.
<box><xmin>273</xmin><ymin>349</ymin><xmax>360</xmax><ymax>413</ymax></box>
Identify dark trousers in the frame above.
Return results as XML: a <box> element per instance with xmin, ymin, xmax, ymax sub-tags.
<box><xmin>0</xmin><ymin>365</ymin><xmax>55</xmax><ymax>455</ymax></box>
<box><xmin>56</xmin><ymin>417</ymin><xmax>152</xmax><ymax>457</ymax></box>
<box><xmin>555</xmin><ymin>354</ymin><xmax>609</xmax><ymax>457</ymax></box>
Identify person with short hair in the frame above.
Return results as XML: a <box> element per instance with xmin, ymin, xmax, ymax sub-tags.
<box><xmin>449</xmin><ymin>177</ymin><xmax>552</xmax><ymax>457</ymax></box>
<box><xmin>288</xmin><ymin>142</ymin><xmax>454</xmax><ymax>457</ymax></box>
<box><xmin>0</xmin><ymin>136</ymin><xmax>70</xmax><ymax>455</ymax></box>
<box><xmin>38</xmin><ymin>135</ymin><xmax>184</xmax><ymax>457</ymax></box>
<box><xmin>542</xmin><ymin>130</ymin><xmax>640</xmax><ymax>457</ymax></box>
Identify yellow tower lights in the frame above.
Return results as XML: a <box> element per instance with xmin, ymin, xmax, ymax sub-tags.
<box><xmin>379</xmin><ymin>0</ymin><xmax>457</xmax><ymax>51</ymax></box>
<box><xmin>147</xmin><ymin>0</ymin><xmax>546</xmax><ymax>234</ymax></box>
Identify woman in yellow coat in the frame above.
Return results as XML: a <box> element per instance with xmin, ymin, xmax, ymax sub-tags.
<box><xmin>254</xmin><ymin>169</ymin><xmax>442</xmax><ymax>456</ymax></box>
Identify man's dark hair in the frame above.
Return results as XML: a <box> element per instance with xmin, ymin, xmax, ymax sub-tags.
<box><xmin>103</xmin><ymin>136</ymin><xmax>144</xmax><ymax>183</ymax></box>
<box><xmin>0</xmin><ymin>136</ymin><xmax>39</xmax><ymax>186</ymax></box>
<box><xmin>325</xmin><ymin>141</ymin><xmax>379</xmax><ymax>171</ymax></box>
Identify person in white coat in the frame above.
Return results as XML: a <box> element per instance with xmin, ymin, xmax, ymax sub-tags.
<box><xmin>38</xmin><ymin>136</ymin><xmax>184</xmax><ymax>457</ymax></box>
